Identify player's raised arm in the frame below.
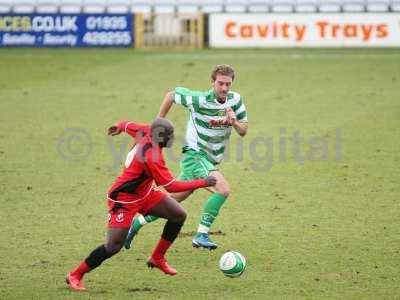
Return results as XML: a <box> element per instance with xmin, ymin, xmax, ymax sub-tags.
<box><xmin>108</xmin><ymin>121</ymin><xmax>150</xmax><ymax>141</ymax></box>
<box><xmin>231</xmin><ymin>120</ymin><xmax>248</xmax><ymax>137</ymax></box>
<box><xmin>227</xmin><ymin>107</ymin><xmax>248</xmax><ymax>137</ymax></box>
<box><xmin>227</xmin><ymin>99</ymin><xmax>249</xmax><ymax>137</ymax></box>
<box><xmin>158</xmin><ymin>91</ymin><xmax>175</xmax><ymax>118</ymax></box>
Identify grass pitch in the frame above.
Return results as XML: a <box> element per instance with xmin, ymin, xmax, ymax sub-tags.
<box><xmin>0</xmin><ymin>48</ymin><xmax>399</xmax><ymax>300</ymax></box>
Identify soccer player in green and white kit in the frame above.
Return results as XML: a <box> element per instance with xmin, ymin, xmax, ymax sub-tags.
<box><xmin>125</xmin><ymin>64</ymin><xmax>248</xmax><ymax>250</ymax></box>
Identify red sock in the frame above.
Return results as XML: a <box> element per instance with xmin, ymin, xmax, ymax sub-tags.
<box><xmin>71</xmin><ymin>261</ymin><xmax>91</xmax><ymax>279</ymax></box>
<box><xmin>151</xmin><ymin>238</ymin><xmax>173</xmax><ymax>260</ymax></box>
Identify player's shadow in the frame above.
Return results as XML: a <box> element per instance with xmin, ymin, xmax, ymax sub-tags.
<box><xmin>127</xmin><ymin>287</ymin><xmax>165</xmax><ymax>293</ymax></box>
<box><xmin>179</xmin><ymin>230</ymin><xmax>226</xmax><ymax>237</ymax></box>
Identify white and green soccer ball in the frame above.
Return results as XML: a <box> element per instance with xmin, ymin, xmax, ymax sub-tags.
<box><xmin>218</xmin><ymin>251</ymin><xmax>246</xmax><ymax>278</ymax></box>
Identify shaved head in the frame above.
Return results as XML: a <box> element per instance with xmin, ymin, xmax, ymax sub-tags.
<box><xmin>151</xmin><ymin>118</ymin><xmax>175</xmax><ymax>148</ymax></box>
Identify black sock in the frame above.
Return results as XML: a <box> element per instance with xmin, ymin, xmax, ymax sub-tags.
<box><xmin>84</xmin><ymin>245</ymin><xmax>111</xmax><ymax>270</ymax></box>
<box><xmin>161</xmin><ymin>221</ymin><xmax>183</xmax><ymax>242</ymax></box>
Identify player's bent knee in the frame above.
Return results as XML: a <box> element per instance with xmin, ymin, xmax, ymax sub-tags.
<box><xmin>217</xmin><ymin>187</ymin><xmax>230</xmax><ymax>198</ymax></box>
<box><xmin>174</xmin><ymin>208</ymin><xmax>187</xmax><ymax>224</ymax></box>
<box><xmin>214</xmin><ymin>180</ymin><xmax>230</xmax><ymax>197</ymax></box>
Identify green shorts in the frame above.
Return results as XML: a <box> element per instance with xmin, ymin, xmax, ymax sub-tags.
<box><xmin>178</xmin><ymin>149</ymin><xmax>217</xmax><ymax>181</ymax></box>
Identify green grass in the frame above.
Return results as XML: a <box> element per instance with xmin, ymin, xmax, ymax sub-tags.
<box><xmin>0</xmin><ymin>48</ymin><xmax>399</xmax><ymax>300</ymax></box>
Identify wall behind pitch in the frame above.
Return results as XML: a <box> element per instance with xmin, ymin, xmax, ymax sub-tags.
<box><xmin>0</xmin><ymin>14</ymin><xmax>133</xmax><ymax>47</ymax></box>
<box><xmin>209</xmin><ymin>14</ymin><xmax>400</xmax><ymax>48</ymax></box>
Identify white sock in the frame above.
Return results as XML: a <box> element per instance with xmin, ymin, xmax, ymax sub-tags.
<box><xmin>137</xmin><ymin>214</ymin><xmax>147</xmax><ymax>226</ymax></box>
<box><xmin>197</xmin><ymin>224</ymin><xmax>210</xmax><ymax>234</ymax></box>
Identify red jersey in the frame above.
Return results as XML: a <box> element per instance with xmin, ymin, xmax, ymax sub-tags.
<box><xmin>108</xmin><ymin>121</ymin><xmax>207</xmax><ymax>203</ymax></box>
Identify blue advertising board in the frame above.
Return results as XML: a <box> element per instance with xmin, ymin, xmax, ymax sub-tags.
<box><xmin>0</xmin><ymin>14</ymin><xmax>134</xmax><ymax>47</ymax></box>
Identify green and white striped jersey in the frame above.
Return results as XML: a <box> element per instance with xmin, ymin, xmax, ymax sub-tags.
<box><xmin>174</xmin><ymin>87</ymin><xmax>248</xmax><ymax>164</ymax></box>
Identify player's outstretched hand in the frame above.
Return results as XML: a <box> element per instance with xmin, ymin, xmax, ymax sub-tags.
<box><xmin>204</xmin><ymin>176</ymin><xmax>217</xmax><ymax>187</ymax></box>
<box><xmin>108</xmin><ymin>125</ymin><xmax>122</xmax><ymax>136</ymax></box>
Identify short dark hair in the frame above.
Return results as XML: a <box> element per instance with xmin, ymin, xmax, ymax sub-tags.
<box><xmin>211</xmin><ymin>64</ymin><xmax>235</xmax><ymax>81</ymax></box>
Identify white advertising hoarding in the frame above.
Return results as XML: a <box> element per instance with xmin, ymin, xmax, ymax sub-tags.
<box><xmin>209</xmin><ymin>14</ymin><xmax>400</xmax><ymax>47</ymax></box>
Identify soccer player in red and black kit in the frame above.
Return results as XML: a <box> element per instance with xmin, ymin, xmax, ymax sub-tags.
<box><xmin>66</xmin><ymin>118</ymin><xmax>216</xmax><ymax>291</ymax></box>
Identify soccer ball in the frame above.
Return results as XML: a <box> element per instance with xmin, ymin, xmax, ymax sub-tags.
<box><xmin>218</xmin><ymin>251</ymin><xmax>246</xmax><ymax>278</ymax></box>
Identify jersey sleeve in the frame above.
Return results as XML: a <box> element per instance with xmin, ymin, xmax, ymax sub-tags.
<box><xmin>165</xmin><ymin>179</ymin><xmax>207</xmax><ymax>193</ymax></box>
<box><xmin>118</xmin><ymin>121</ymin><xmax>150</xmax><ymax>140</ymax></box>
<box><xmin>144</xmin><ymin>148</ymin><xmax>175</xmax><ymax>187</ymax></box>
<box><xmin>232</xmin><ymin>98</ymin><xmax>248</xmax><ymax>122</ymax></box>
<box><xmin>173</xmin><ymin>87</ymin><xmax>200</xmax><ymax>110</ymax></box>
